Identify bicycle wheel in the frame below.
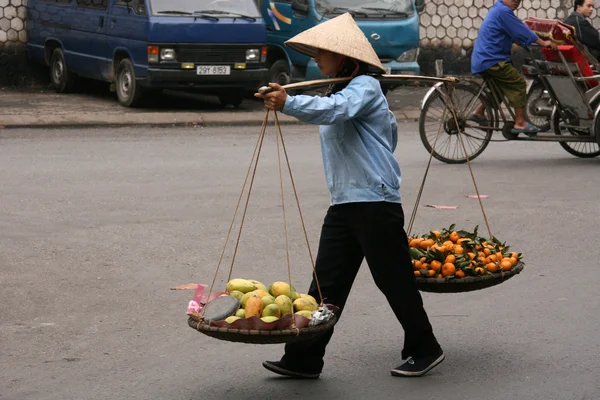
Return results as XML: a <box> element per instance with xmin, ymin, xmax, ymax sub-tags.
<box><xmin>419</xmin><ymin>83</ymin><xmax>494</xmax><ymax>164</ymax></box>
<box><xmin>553</xmin><ymin>106</ymin><xmax>600</xmax><ymax>158</ymax></box>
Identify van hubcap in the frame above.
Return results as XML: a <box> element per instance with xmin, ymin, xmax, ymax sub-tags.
<box><xmin>119</xmin><ymin>70</ymin><xmax>132</xmax><ymax>98</ymax></box>
<box><xmin>53</xmin><ymin>60</ymin><xmax>64</xmax><ymax>83</ymax></box>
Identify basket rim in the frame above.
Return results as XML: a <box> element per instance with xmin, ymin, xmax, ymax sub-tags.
<box><xmin>415</xmin><ymin>261</ymin><xmax>524</xmax><ymax>285</ymax></box>
<box><xmin>188</xmin><ymin>315</ymin><xmax>337</xmax><ymax>337</ymax></box>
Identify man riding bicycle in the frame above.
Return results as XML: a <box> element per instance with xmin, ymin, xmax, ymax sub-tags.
<box><xmin>469</xmin><ymin>0</ymin><xmax>557</xmax><ymax>136</ymax></box>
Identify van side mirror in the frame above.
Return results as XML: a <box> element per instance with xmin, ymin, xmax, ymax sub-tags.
<box><xmin>291</xmin><ymin>0</ymin><xmax>309</xmax><ymax>13</ymax></box>
<box><xmin>415</xmin><ymin>0</ymin><xmax>425</xmax><ymax>13</ymax></box>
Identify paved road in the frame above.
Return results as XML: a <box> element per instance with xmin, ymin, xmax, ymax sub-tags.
<box><xmin>1</xmin><ymin>124</ymin><xmax>599</xmax><ymax>400</ymax></box>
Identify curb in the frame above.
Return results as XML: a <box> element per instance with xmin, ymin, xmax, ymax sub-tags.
<box><xmin>0</xmin><ymin>110</ymin><xmax>422</xmax><ymax>129</ymax></box>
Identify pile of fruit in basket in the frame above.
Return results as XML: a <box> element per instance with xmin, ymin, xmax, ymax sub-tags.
<box><xmin>217</xmin><ymin>279</ymin><xmax>319</xmax><ymax>324</ymax></box>
<box><xmin>409</xmin><ymin>224</ymin><xmax>522</xmax><ymax>279</ymax></box>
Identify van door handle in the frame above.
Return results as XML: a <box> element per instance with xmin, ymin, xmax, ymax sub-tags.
<box><xmin>111</xmin><ymin>18</ymin><xmax>117</xmax><ymax>23</ymax></box>
<box><xmin>99</xmin><ymin>16</ymin><xmax>104</xmax><ymax>27</ymax></box>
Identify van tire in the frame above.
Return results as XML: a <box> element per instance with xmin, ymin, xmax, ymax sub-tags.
<box><xmin>115</xmin><ymin>58</ymin><xmax>143</xmax><ymax>107</ymax></box>
<box><xmin>50</xmin><ymin>48</ymin><xmax>75</xmax><ymax>93</ymax></box>
<box><xmin>270</xmin><ymin>60</ymin><xmax>291</xmax><ymax>86</ymax></box>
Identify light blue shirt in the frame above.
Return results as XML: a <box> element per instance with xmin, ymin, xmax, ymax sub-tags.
<box><xmin>282</xmin><ymin>75</ymin><xmax>401</xmax><ymax>206</ymax></box>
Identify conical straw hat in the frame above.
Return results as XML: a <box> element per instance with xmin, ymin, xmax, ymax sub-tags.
<box><xmin>285</xmin><ymin>13</ymin><xmax>385</xmax><ymax>73</ymax></box>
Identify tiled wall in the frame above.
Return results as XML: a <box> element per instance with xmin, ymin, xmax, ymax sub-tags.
<box><xmin>418</xmin><ymin>0</ymin><xmax>584</xmax><ymax>50</ymax></box>
<box><xmin>0</xmin><ymin>0</ymin><xmax>27</xmax><ymax>44</ymax></box>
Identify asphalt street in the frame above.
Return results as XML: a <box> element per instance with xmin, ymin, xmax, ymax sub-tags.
<box><xmin>1</xmin><ymin>123</ymin><xmax>599</xmax><ymax>400</ymax></box>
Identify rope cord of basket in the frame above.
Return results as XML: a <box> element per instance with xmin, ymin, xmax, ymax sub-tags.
<box><xmin>202</xmin><ymin>110</ymin><xmax>270</xmax><ymax>318</ymax></box>
<box><xmin>407</xmin><ymin>81</ymin><xmax>493</xmax><ymax>240</ymax></box>
<box><xmin>203</xmin><ymin>109</ymin><xmax>325</xmax><ymax>323</ymax></box>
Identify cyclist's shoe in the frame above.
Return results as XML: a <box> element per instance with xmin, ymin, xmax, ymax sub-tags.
<box><xmin>511</xmin><ymin>122</ymin><xmax>540</xmax><ymax>137</ymax></box>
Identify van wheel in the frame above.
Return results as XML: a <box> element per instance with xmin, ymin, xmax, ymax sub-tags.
<box><xmin>218</xmin><ymin>93</ymin><xmax>244</xmax><ymax>108</ymax></box>
<box><xmin>116</xmin><ymin>58</ymin><xmax>143</xmax><ymax>107</ymax></box>
<box><xmin>270</xmin><ymin>60</ymin><xmax>291</xmax><ymax>86</ymax></box>
<box><xmin>50</xmin><ymin>48</ymin><xmax>75</xmax><ymax>93</ymax></box>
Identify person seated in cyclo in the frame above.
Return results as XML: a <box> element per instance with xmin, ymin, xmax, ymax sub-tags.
<box><xmin>563</xmin><ymin>0</ymin><xmax>600</xmax><ymax>61</ymax></box>
<box><xmin>469</xmin><ymin>0</ymin><xmax>557</xmax><ymax>136</ymax></box>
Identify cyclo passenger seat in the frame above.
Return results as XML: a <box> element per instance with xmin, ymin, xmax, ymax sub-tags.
<box><xmin>525</xmin><ymin>17</ymin><xmax>599</xmax><ymax>88</ymax></box>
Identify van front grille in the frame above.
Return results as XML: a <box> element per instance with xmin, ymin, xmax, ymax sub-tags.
<box><xmin>177</xmin><ymin>47</ymin><xmax>247</xmax><ymax>64</ymax></box>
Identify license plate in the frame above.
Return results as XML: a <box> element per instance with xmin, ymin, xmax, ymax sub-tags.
<box><xmin>197</xmin><ymin>66</ymin><xmax>231</xmax><ymax>75</ymax></box>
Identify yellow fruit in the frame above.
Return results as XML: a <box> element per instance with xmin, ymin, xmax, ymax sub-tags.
<box><xmin>235</xmin><ymin>309</ymin><xmax>246</xmax><ymax>318</ymax></box>
<box><xmin>226</xmin><ymin>279</ymin><xmax>256</xmax><ymax>294</ymax></box>
<box><xmin>295</xmin><ymin>310</ymin><xmax>313</xmax><ymax>319</ymax></box>
<box><xmin>261</xmin><ymin>316</ymin><xmax>279</xmax><ymax>323</ymax></box>
<box><xmin>229</xmin><ymin>290</ymin><xmax>244</xmax><ymax>301</ymax></box>
<box><xmin>245</xmin><ymin>296</ymin><xmax>264</xmax><ymax>318</ymax></box>
<box><xmin>254</xmin><ymin>290</ymin><xmax>271</xmax><ymax>298</ymax></box>
<box><xmin>261</xmin><ymin>295</ymin><xmax>276</xmax><ymax>307</ymax></box>
<box><xmin>240</xmin><ymin>291</ymin><xmax>260</xmax><ymax>307</ymax></box>
<box><xmin>225</xmin><ymin>316</ymin><xmax>240</xmax><ymax>324</ymax></box>
<box><xmin>299</xmin><ymin>293</ymin><xmax>318</xmax><ymax>304</ymax></box>
<box><xmin>293</xmin><ymin>298</ymin><xmax>318</xmax><ymax>312</ymax></box>
<box><xmin>270</xmin><ymin>282</ymin><xmax>298</xmax><ymax>299</ymax></box>
<box><xmin>248</xmin><ymin>279</ymin><xmax>269</xmax><ymax>292</ymax></box>
<box><xmin>275</xmin><ymin>295</ymin><xmax>294</xmax><ymax>316</ymax></box>
<box><xmin>262</xmin><ymin>303</ymin><xmax>282</xmax><ymax>318</ymax></box>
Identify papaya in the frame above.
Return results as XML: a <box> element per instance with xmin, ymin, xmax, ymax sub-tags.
<box><xmin>245</xmin><ymin>295</ymin><xmax>264</xmax><ymax>318</ymax></box>
<box><xmin>275</xmin><ymin>295</ymin><xmax>293</xmax><ymax>316</ymax></box>
<box><xmin>240</xmin><ymin>291</ymin><xmax>260</xmax><ymax>308</ymax></box>
<box><xmin>226</xmin><ymin>279</ymin><xmax>256</xmax><ymax>294</ymax></box>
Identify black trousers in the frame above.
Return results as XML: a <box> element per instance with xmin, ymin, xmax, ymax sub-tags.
<box><xmin>282</xmin><ymin>202</ymin><xmax>441</xmax><ymax>371</ymax></box>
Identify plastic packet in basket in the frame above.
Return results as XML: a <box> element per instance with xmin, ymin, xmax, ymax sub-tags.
<box><xmin>309</xmin><ymin>305</ymin><xmax>335</xmax><ymax>327</ymax></box>
<box><xmin>186</xmin><ymin>284</ymin><xmax>226</xmax><ymax>317</ymax></box>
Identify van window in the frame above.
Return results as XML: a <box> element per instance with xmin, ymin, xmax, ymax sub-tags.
<box><xmin>76</xmin><ymin>0</ymin><xmax>108</xmax><ymax>9</ymax></box>
<box><xmin>116</xmin><ymin>0</ymin><xmax>147</xmax><ymax>14</ymax></box>
<box><xmin>315</xmin><ymin>0</ymin><xmax>414</xmax><ymax>18</ymax></box>
<box><xmin>148</xmin><ymin>0</ymin><xmax>260</xmax><ymax>16</ymax></box>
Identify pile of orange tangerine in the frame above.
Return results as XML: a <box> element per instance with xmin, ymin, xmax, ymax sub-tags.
<box><xmin>409</xmin><ymin>225</ymin><xmax>522</xmax><ymax>279</ymax></box>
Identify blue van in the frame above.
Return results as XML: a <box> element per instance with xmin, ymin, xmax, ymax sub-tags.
<box><xmin>257</xmin><ymin>0</ymin><xmax>423</xmax><ymax>92</ymax></box>
<box><xmin>26</xmin><ymin>0</ymin><xmax>269</xmax><ymax>107</ymax></box>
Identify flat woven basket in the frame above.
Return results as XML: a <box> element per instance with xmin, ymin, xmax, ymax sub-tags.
<box><xmin>415</xmin><ymin>262</ymin><xmax>524</xmax><ymax>293</ymax></box>
<box><xmin>188</xmin><ymin>315</ymin><xmax>337</xmax><ymax>344</ymax></box>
